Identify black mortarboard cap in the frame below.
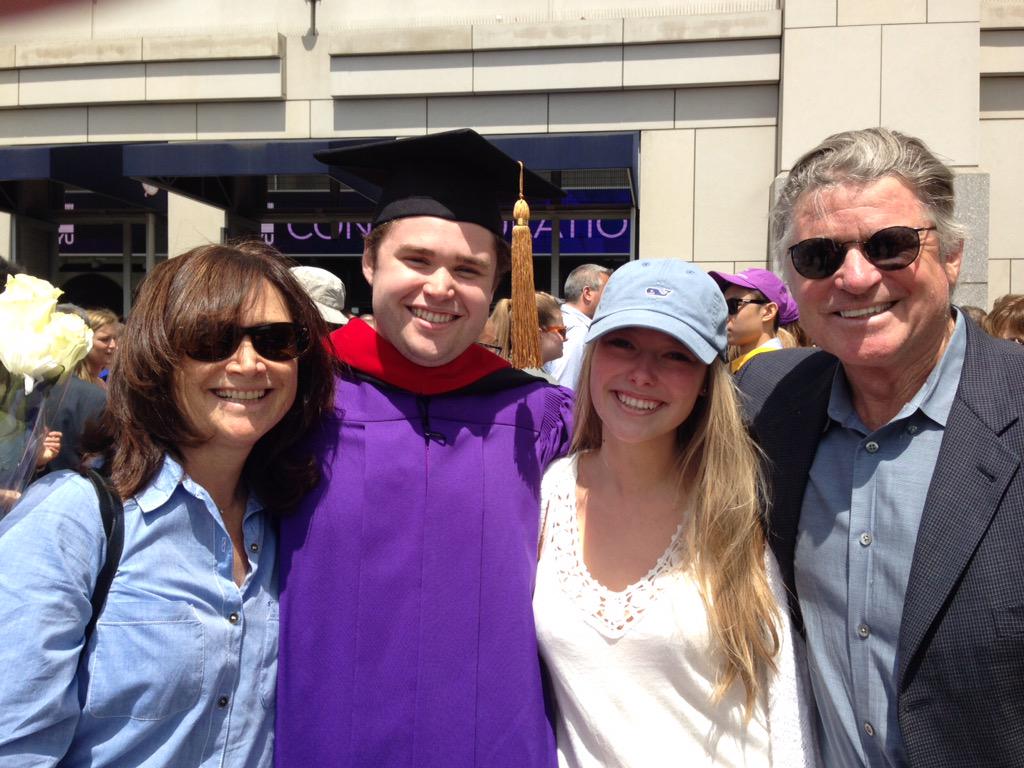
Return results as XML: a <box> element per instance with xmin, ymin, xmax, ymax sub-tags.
<box><xmin>314</xmin><ymin>129</ymin><xmax>564</xmax><ymax>236</ymax></box>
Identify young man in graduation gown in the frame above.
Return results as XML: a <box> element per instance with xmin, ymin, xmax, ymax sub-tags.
<box><xmin>275</xmin><ymin>130</ymin><xmax>573</xmax><ymax>768</ymax></box>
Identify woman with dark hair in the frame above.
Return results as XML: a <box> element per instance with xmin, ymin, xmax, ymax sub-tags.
<box><xmin>0</xmin><ymin>242</ymin><xmax>334</xmax><ymax>766</ymax></box>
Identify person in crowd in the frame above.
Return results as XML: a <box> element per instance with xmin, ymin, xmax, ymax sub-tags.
<box><xmin>546</xmin><ymin>263</ymin><xmax>613</xmax><ymax>388</ymax></box>
<box><xmin>737</xmin><ymin>127</ymin><xmax>1024</xmax><ymax>768</ymax></box>
<box><xmin>985</xmin><ymin>293</ymin><xmax>1024</xmax><ymax>344</ymax></box>
<box><xmin>489</xmin><ymin>291</ymin><xmax>567</xmax><ymax>378</ymax></box>
<box><xmin>534</xmin><ymin>259</ymin><xmax>817</xmax><ymax>767</ymax></box>
<box><xmin>958</xmin><ymin>304</ymin><xmax>988</xmax><ymax>328</ymax></box>
<box><xmin>710</xmin><ymin>268</ymin><xmax>802</xmax><ymax>373</ymax></box>
<box><xmin>276</xmin><ymin>129</ymin><xmax>572</xmax><ymax>768</ymax></box>
<box><xmin>80</xmin><ymin>308</ymin><xmax>122</xmax><ymax>387</ymax></box>
<box><xmin>38</xmin><ymin>304</ymin><xmax>108</xmax><ymax>474</ymax></box>
<box><xmin>0</xmin><ymin>242</ymin><xmax>334</xmax><ymax>767</ymax></box>
<box><xmin>290</xmin><ymin>264</ymin><xmax>349</xmax><ymax>331</ymax></box>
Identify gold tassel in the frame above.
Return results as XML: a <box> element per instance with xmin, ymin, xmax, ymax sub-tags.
<box><xmin>510</xmin><ymin>161</ymin><xmax>541</xmax><ymax>369</ymax></box>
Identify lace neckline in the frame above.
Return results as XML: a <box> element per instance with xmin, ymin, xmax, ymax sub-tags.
<box><xmin>543</xmin><ymin>455</ymin><xmax>689</xmax><ymax>638</ymax></box>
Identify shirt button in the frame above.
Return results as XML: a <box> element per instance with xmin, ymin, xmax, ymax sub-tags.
<box><xmin>857</xmin><ymin>624</ymin><xmax>871</xmax><ymax>638</ymax></box>
<box><xmin>865</xmin><ymin>440</ymin><xmax>880</xmax><ymax>453</ymax></box>
<box><xmin>218</xmin><ymin>696</ymin><xmax>229</xmax><ymax>708</ymax></box>
<box><xmin>228</xmin><ymin>612</ymin><xmax>239</xmax><ymax>624</ymax></box>
<box><xmin>859</xmin><ymin>532</ymin><xmax>873</xmax><ymax>547</ymax></box>
<box><xmin>907</xmin><ymin>424</ymin><xmax>919</xmax><ymax>435</ymax></box>
<box><xmin>249</xmin><ymin>542</ymin><xmax>259</xmax><ymax>553</ymax></box>
<box><xmin>864</xmin><ymin>721</ymin><xmax>875</xmax><ymax>737</ymax></box>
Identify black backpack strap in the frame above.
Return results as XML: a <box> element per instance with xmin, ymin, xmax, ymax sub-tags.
<box><xmin>83</xmin><ymin>468</ymin><xmax>124</xmax><ymax>642</ymax></box>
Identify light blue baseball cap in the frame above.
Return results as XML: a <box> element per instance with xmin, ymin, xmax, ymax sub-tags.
<box><xmin>584</xmin><ymin>259</ymin><xmax>727</xmax><ymax>364</ymax></box>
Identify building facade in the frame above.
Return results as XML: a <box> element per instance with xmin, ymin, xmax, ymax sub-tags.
<box><xmin>0</xmin><ymin>0</ymin><xmax>1021</xmax><ymax>312</ymax></box>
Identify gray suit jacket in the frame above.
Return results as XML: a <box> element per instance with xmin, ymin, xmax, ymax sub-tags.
<box><xmin>736</xmin><ymin>319</ymin><xmax>1024</xmax><ymax>767</ymax></box>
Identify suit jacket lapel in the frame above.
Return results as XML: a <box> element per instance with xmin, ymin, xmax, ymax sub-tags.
<box><xmin>897</xmin><ymin>327</ymin><xmax>1022</xmax><ymax>686</ymax></box>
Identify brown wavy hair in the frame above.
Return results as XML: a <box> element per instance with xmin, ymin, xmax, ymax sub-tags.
<box><xmin>572</xmin><ymin>345</ymin><xmax>779</xmax><ymax>717</ymax></box>
<box><xmin>84</xmin><ymin>241</ymin><xmax>336</xmax><ymax>514</ymax></box>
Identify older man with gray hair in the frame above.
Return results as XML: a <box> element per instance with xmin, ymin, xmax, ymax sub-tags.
<box><xmin>546</xmin><ymin>263</ymin><xmax>612</xmax><ymax>388</ymax></box>
<box><xmin>737</xmin><ymin>127</ymin><xmax>1024</xmax><ymax>768</ymax></box>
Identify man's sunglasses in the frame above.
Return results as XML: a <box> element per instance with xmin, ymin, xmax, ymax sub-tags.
<box><xmin>725</xmin><ymin>298</ymin><xmax>767</xmax><ymax>316</ymax></box>
<box><xmin>185</xmin><ymin>322</ymin><xmax>311</xmax><ymax>362</ymax></box>
<box><xmin>788</xmin><ymin>225</ymin><xmax>936</xmax><ymax>280</ymax></box>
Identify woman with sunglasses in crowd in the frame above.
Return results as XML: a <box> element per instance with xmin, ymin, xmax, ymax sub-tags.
<box><xmin>0</xmin><ymin>242</ymin><xmax>334</xmax><ymax>767</ymax></box>
<box><xmin>488</xmin><ymin>291</ymin><xmax>567</xmax><ymax>379</ymax></box>
<box><xmin>533</xmin><ymin>259</ymin><xmax>818</xmax><ymax>767</ymax></box>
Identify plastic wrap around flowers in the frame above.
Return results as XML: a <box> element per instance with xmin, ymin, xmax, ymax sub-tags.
<box><xmin>0</xmin><ymin>274</ymin><xmax>93</xmax><ymax>515</ymax></box>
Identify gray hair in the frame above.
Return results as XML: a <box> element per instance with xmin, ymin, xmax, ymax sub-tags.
<box><xmin>770</xmin><ymin>128</ymin><xmax>966</xmax><ymax>270</ymax></box>
<box><xmin>563</xmin><ymin>263</ymin><xmax>613</xmax><ymax>303</ymax></box>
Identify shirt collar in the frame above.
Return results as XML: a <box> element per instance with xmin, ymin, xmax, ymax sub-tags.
<box><xmin>560</xmin><ymin>303</ymin><xmax>591</xmax><ymax>326</ymax></box>
<box><xmin>826</xmin><ymin>310</ymin><xmax>967</xmax><ymax>433</ymax></box>
<box><xmin>133</xmin><ymin>454</ymin><xmax>265</xmax><ymax>519</ymax></box>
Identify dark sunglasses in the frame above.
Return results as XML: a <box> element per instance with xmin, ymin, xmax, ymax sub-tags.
<box><xmin>788</xmin><ymin>225</ymin><xmax>937</xmax><ymax>279</ymax></box>
<box><xmin>725</xmin><ymin>298</ymin><xmax>767</xmax><ymax>316</ymax></box>
<box><xmin>185</xmin><ymin>322</ymin><xmax>311</xmax><ymax>362</ymax></box>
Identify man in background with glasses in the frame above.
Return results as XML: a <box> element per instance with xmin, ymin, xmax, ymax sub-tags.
<box><xmin>737</xmin><ymin>127</ymin><xmax>1024</xmax><ymax>768</ymax></box>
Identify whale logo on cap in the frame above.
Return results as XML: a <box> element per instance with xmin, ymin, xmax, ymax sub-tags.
<box><xmin>645</xmin><ymin>287</ymin><xmax>672</xmax><ymax>298</ymax></box>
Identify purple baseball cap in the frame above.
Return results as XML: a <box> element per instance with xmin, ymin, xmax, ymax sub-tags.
<box><xmin>708</xmin><ymin>268</ymin><xmax>800</xmax><ymax>325</ymax></box>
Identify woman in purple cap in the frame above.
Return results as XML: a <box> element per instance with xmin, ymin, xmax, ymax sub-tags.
<box><xmin>533</xmin><ymin>259</ymin><xmax>818</xmax><ymax>767</ymax></box>
<box><xmin>709</xmin><ymin>268</ymin><xmax>805</xmax><ymax>373</ymax></box>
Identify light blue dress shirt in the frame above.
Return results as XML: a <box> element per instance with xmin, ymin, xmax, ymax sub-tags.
<box><xmin>0</xmin><ymin>456</ymin><xmax>277</xmax><ymax>767</ymax></box>
<box><xmin>795</xmin><ymin>313</ymin><xmax>966</xmax><ymax>768</ymax></box>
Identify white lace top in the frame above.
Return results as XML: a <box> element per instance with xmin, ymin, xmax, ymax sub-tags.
<box><xmin>534</xmin><ymin>455</ymin><xmax>777</xmax><ymax>768</ymax></box>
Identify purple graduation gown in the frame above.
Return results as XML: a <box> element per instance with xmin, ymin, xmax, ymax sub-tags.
<box><xmin>276</xmin><ymin>369</ymin><xmax>572</xmax><ymax>767</ymax></box>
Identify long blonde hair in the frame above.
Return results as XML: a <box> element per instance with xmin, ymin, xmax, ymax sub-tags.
<box><xmin>571</xmin><ymin>343</ymin><xmax>780</xmax><ymax>716</ymax></box>
<box><xmin>488</xmin><ymin>292</ymin><xmax>561</xmax><ymax>363</ymax></box>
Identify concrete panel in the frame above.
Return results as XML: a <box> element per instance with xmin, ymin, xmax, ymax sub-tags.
<box><xmin>143</xmin><ymin>33</ymin><xmax>283</xmax><ymax>62</ymax></box>
<box><xmin>638</xmin><ymin>129</ymin><xmax>695</xmax><ymax>261</ymax></box>
<box><xmin>928</xmin><ymin>0</ymin><xmax>980</xmax><ymax>23</ymax></box>
<box><xmin>474</xmin><ymin>19</ymin><xmax>622</xmax><ymax>50</ymax></box>
<box><xmin>0</xmin><ymin>71</ymin><xmax>16</xmax><ymax>108</ymax></box>
<box><xmin>697</xmin><ymin>260</ymin><xmax>741</xmax><ymax>273</ymax></box>
<box><xmin>146</xmin><ymin>59</ymin><xmax>284</xmax><ymax>101</ymax></box>
<box><xmin>285</xmin><ymin>33</ymin><xmax>332</xmax><ymax>102</ymax></box>
<box><xmin>88</xmin><ymin>103</ymin><xmax>197</xmax><ymax>141</ymax></box>
<box><xmin>168</xmin><ymin>192</ymin><xmax>225</xmax><ymax>257</ymax></box>
<box><xmin>625</xmin><ymin>10</ymin><xmax>781</xmax><ymax>43</ymax></box>
<box><xmin>311</xmin><ymin>98</ymin><xmax>427</xmax><ymax>137</ymax></box>
<box><xmin>329</xmin><ymin>26</ymin><xmax>472</xmax><ymax>56</ymax></box>
<box><xmin>427</xmin><ymin>94</ymin><xmax>548</xmax><ymax>134</ymax></box>
<box><xmin>693</xmin><ymin>126</ymin><xmax>776</xmax><ymax>263</ymax></box>
<box><xmin>779</xmin><ymin>26</ymin><xmax>881</xmax><ymax>170</ymax></box>
<box><xmin>330</xmin><ymin>52</ymin><xmax>473</xmax><ymax>97</ymax></box>
<box><xmin>981</xmin><ymin>30</ymin><xmax>1024</xmax><ymax>75</ymax></box>
<box><xmin>549</xmin><ymin>90</ymin><xmax>674</xmax><ymax>132</ymax></box>
<box><xmin>881</xmin><ymin>23</ymin><xmax>979</xmax><ymax>166</ymax></box>
<box><xmin>0</xmin><ymin>107</ymin><xmax>87</xmax><ymax>144</ymax></box>
<box><xmin>674</xmin><ymin>85</ymin><xmax>777</xmax><ymax>128</ymax></box>
<box><xmin>837</xmin><ymin>0</ymin><xmax>926</xmax><ymax>25</ymax></box>
<box><xmin>19</xmin><ymin>63</ymin><xmax>147</xmax><ymax>106</ymax></box>
<box><xmin>784</xmin><ymin>0</ymin><xmax>837</xmax><ymax>28</ymax></box>
<box><xmin>623</xmin><ymin>39</ymin><xmax>779</xmax><ymax>89</ymax></box>
<box><xmin>980</xmin><ymin>119</ymin><xmax>1024</xmax><ymax>301</ymax></box>
<box><xmin>951</xmin><ymin>172</ymin><xmax>990</xmax><ymax>288</ymax></box>
<box><xmin>1013</xmin><ymin>260</ymin><xmax>1024</xmax><ymax>294</ymax></box>
<box><xmin>16</xmin><ymin>39</ymin><xmax>142</xmax><ymax>68</ymax></box>
<box><xmin>981</xmin><ymin>77</ymin><xmax>1024</xmax><ymax>118</ymax></box>
<box><xmin>197</xmin><ymin>100</ymin><xmax>309</xmax><ymax>139</ymax></box>
<box><xmin>988</xmin><ymin>259</ymin><xmax>1011</xmax><ymax>304</ymax></box>
<box><xmin>474</xmin><ymin>46</ymin><xmax>622</xmax><ymax>93</ymax></box>
<box><xmin>981</xmin><ymin>2</ymin><xmax>1024</xmax><ymax>28</ymax></box>
<box><xmin>0</xmin><ymin>46</ymin><xmax>13</xmax><ymax>70</ymax></box>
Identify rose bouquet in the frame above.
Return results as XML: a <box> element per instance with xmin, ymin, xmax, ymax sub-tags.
<box><xmin>0</xmin><ymin>274</ymin><xmax>93</xmax><ymax>516</ymax></box>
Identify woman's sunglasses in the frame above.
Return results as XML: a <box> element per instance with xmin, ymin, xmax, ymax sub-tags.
<box><xmin>185</xmin><ymin>322</ymin><xmax>311</xmax><ymax>362</ymax></box>
<box><xmin>725</xmin><ymin>298</ymin><xmax>767</xmax><ymax>316</ymax></box>
<box><xmin>788</xmin><ymin>225</ymin><xmax>936</xmax><ymax>280</ymax></box>
<box><xmin>543</xmin><ymin>324</ymin><xmax>568</xmax><ymax>341</ymax></box>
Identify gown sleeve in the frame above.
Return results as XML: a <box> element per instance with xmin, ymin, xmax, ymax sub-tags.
<box><xmin>537</xmin><ymin>384</ymin><xmax>574</xmax><ymax>467</ymax></box>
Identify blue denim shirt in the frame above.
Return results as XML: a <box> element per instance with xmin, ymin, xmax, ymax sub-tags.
<box><xmin>0</xmin><ymin>456</ymin><xmax>277</xmax><ymax>767</ymax></box>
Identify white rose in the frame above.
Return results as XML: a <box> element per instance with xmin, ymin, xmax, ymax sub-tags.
<box><xmin>0</xmin><ymin>275</ymin><xmax>93</xmax><ymax>392</ymax></box>
<box><xmin>44</xmin><ymin>312</ymin><xmax>93</xmax><ymax>378</ymax></box>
